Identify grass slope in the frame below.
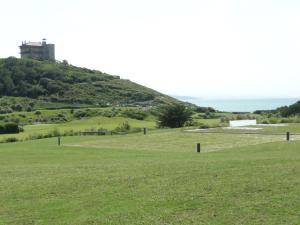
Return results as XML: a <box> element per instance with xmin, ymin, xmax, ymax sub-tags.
<box><xmin>0</xmin><ymin>129</ymin><xmax>299</xmax><ymax>224</ymax></box>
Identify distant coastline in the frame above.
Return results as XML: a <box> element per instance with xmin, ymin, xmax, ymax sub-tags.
<box><xmin>174</xmin><ymin>96</ymin><xmax>299</xmax><ymax>112</ymax></box>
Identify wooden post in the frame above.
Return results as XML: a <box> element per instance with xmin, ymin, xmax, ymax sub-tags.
<box><xmin>58</xmin><ymin>136</ymin><xmax>61</xmax><ymax>146</ymax></box>
<box><xmin>196</xmin><ymin>143</ymin><xmax>201</xmax><ymax>153</ymax></box>
<box><xmin>286</xmin><ymin>132</ymin><xmax>290</xmax><ymax>141</ymax></box>
<box><xmin>144</xmin><ymin>128</ymin><xmax>147</xmax><ymax>135</ymax></box>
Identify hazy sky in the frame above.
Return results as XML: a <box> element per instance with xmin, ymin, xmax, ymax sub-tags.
<box><xmin>1</xmin><ymin>0</ymin><xmax>300</xmax><ymax>98</ymax></box>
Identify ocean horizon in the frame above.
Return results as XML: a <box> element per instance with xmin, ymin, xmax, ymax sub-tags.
<box><xmin>174</xmin><ymin>97</ymin><xmax>299</xmax><ymax>112</ymax></box>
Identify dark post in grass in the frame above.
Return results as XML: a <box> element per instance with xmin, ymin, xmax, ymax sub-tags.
<box><xmin>196</xmin><ymin>143</ymin><xmax>201</xmax><ymax>153</ymax></box>
<box><xmin>144</xmin><ymin>128</ymin><xmax>147</xmax><ymax>135</ymax></box>
<box><xmin>58</xmin><ymin>136</ymin><xmax>61</xmax><ymax>146</ymax></box>
<box><xmin>286</xmin><ymin>132</ymin><xmax>290</xmax><ymax>141</ymax></box>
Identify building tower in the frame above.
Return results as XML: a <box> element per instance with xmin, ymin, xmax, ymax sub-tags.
<box><xmin>19</xmin><ymin>39</ymin><xmax>55</xmax><ymax>61</ymax></box>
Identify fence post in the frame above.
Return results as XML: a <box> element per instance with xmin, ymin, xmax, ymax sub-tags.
<box><xmin>286</xmin><ymin>132</ymin><xmax>290</xmax><ymax>141</ymax></box>
<box><xmin>58</xmin><ymin>136</ymin><xmax>61</xmax><ymax>146</ymax></box>
<box><xmin>196</xmin><ymin>143</ymin><xmax>201</xmax><ymax>153</ymax></box>
<box><xmin>144</xmin><ymin>128</ymin><xmax>147</xmax><ymax>135</ymax></box>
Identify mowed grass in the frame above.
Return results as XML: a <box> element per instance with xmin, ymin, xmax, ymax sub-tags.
<box><xmin>0</xmin><ymin>116</ymin><xmax>156</xmax><ymax>142</ymax></box>
<box><xmin>64</xmin><ymin>128</ymin><xmax>287</xmax><ymax>152</ymax></box>
<box><xmin>0</xmin><ymin>129</ymin><xmax>299</xmax><ymax>224</ymax></box>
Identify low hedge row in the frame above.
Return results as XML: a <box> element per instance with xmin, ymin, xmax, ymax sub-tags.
<box><xmin>0</xmin><ymin>123</ymin><xmax>20</xmax><ymax>134</ymax></box>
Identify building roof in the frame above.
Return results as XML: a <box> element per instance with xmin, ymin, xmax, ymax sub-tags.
<box><xmin>21</xmin><ymin>42</ymin><xmax>43</xmax><ymax>47</ymax></box>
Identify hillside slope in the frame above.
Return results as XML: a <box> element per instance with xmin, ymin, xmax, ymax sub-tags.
<box><xmin>0</xmin><ymin>57</ymin><xmax>181</xmax><ymax>109</ymax></box>
<box><xmin>276</xmin><ymin>101</ymin><xmax>300</xmax><ymax>117</ymax></box>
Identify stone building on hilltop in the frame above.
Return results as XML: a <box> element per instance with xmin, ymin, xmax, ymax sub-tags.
<box><xmin>19</xmin><ymin>39</ymin><xmax>55</xmax><ymax>61</ymax></box>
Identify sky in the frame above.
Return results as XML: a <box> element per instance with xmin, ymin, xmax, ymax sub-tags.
<box><xmin>1</xmin><ymin>0</ymin><xmax>300</xmax><ymax>98</ymax></box>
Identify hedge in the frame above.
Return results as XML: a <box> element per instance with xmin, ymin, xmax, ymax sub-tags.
<box><xmin>0</xmin><ymin>123</ymin><xmax>20</xmax><ymax>134</ymax></box>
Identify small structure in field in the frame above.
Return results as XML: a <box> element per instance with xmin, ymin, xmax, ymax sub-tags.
<box><xmin>229</xmin><ymin>119</ymin><xmax>257</xmax><ymax>127</ymax></box>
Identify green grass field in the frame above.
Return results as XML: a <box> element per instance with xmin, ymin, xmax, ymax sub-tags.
<box><xmin>0</xmin><ymin>116</ymin><xmax>156</xmax><ymax>142</ymax></box>
<box><xmin>0</xmin><ymin>126</ymin><xmax>299</xmax><ymax>224</ymax></box>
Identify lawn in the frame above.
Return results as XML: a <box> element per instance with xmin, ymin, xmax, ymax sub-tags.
<box><xmin>0</xmin><ymin>116</ymin><xmax>156</xmax><ymax>142</ymax></box>
<box><xmin>0</xmin><ymin>128</ymin><xmax>299</xmax><ymax>224</ymax></box>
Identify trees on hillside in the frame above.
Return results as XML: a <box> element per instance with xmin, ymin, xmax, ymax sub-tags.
<box><xmin>277</xmin><ymin>101</ymin><xmax>300</xmax><ymax>117</ymax></box>
<box><xmin>157</xmin><ymin>103</ymin><xmax>192</xmax><ymax>128</ymax></box>
<box><xmin>0</xmin><ymin>57</ymin><xmax>164</xmax><ymax>106</ymax></box>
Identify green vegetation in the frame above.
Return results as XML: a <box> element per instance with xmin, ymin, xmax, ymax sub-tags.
<box><xmin>0</xmin><ymin>122</ymin><xmax>19</xmax><ymax>134</ymax></box>
<box><xmin>0</xmin><ymin>115</ymin><xmax>156</xmax><ymax>143</ymax></box>
<box><xmin>3</xmin><ymin>105</ymin><xmax>300</xmax><ymax>143</ymax></box>
<box><xmin>3</xmin><ymin>104</ymin><xmax>300</xmax><ymax>144</ymax></box>
<box><xmin>276</xmin><ymin>101</ymin><xmax>300</xmax><ymax>117</ymax></box>
<box><xmin>195</xmin><ymin>106</ymin><xmax>216</xmax><ymax>113</ymax></box>
<box><xmin>0</xmin><ymin>106</ymin><xmax>154</xmax><ymax>125</ymax></box>
<box><xmin>0</xmin><ymin>57</ymin><xmax>183</xmax><ymax>110</ymax></box>
<box><xmin>1</xmin><ymin>55</ymin><xmax>300</xmax><ymax>224</ymax></box>
<box><xmin>252</xmin><ymin>101</ymin><xmax>300</xmax><ymax>123</ymax></box>
<box><xmin>157</xmin><ymin>103</ymin><xmax>193</xmax><ymax>128</ymax></box>
<box><xmin>0</xmin><ymin>127</ymin><xmax>299</xmax><ymax>224</ymax></box>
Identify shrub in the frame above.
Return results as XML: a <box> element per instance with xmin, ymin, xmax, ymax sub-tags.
<box><xmin>269</xmin><ymin>118</ymin><xmax>279</xmax><ymax>124</ymax></box>
<box><xmin>73</xmin><ymin>110</ymin><xmax>88</xmax><ymax>118</ymax></box>
<box><xmin>5</xmin><ymin>137</ymin><xmax>18</xmax><ymax>142</ymax></box>
<box><xmin>52</xmin><ymin>128</ymin><xmax>61</xmax><ymax>137</ymax></box>
<box><xmin>56</xmin><ymin>113</ymin><xmax>67</xmax><ymax>121</ymax></box>
<box><xmin>130</xmin><ymin>127</ymin><xmax>142</xmax><ymax>133</ymax></box>
<box><xmin>34</xmin><ymin>110</ymin><xmax>42</xmax><ymax>115</ymax></box>
<box><xmin>0</xmin><ymin>107</ymin><xmax>13</xmax><ymax>114</ymax></box>
<box><xmin>280</xmin><ymin>118</ymin><xmax>290</xmax><ymax>123</ymax></box>
<box><xmin>28</xmin><ymin>134</ymin><xmax>44</xmax><ymax>140</ymax></box>
<box><xmin>261</xmin><ymin>119</ymin><xmax>269</xmax><ymax>124</ymax></box>
<box><xmin>18</xmin><ymin>114</ymin><xmax>26</xmax><ymax>118</ymax></box>
<box><xmin>157</xmin><ymin>103</ymin><xmax>192</xmax><ymax>128</ymax></box>
<box><xmin>12</xmin><ymin>118</ymin><xmax>20</xmax><ymax>124</ymax></box>
<box><xmin>26</xmin><ymin>106</ymin><xmax>33</xmax><ymax>112</ymax></box>
<box><xmin>199</xmin><ymin>124</ymin><xmax>210</xmax><ymax>129</ymax></box>
<box><xmin>196</xmin><ymin>106</ymin><xmax>216</xmax><ymax>113</ymax></box>
<box><xmin>4</xmin><ymin>123</ymin><xmax>20</xmax><ymax>134</ymax></box>
<box><xmin>64</xmin><ymin>129</ymin><xmax>78</xmax><ymax>136</ymax></box>
<box><xmin>12</xmin><ymin>104</ymin><xmax>23</xmax><ymax>112</ymax></box>
<box><xmin>185</xmin><ymin>120</ymin><xmax>200</xmax><ymax>127</ymax></box>
<box><xmin>114</xmin><ymin>121</ymin><xmax>131</xmax><ymax>132</ymax></box>
<box><xmin>101</xmin><ymin>111</ymin><xmax>117</xmax><ymax>117</ymax></box>
<box><xmin>0</xmin><ymin>124</ymin><xmax>5</xmax><ymax>134</ymax></box>
<box><xmin>202</xmin><ymin>112</ymin><xmax>219</xmax><ymax>119</ymax></box>
<box><xmin>221</xmin><ymin>114</ymin><xmax>257</xmax><ymax>123</ymax></box>
<box><xmin>121</xmin><ymin>109</ymin><xmax>147</xmax><ymax>120</ymax></box>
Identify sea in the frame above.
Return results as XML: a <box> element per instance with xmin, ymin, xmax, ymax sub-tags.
<box><xmin>175</xmin><ymin>97</ymin><xmax>299</xmax><ymax>113</ymax></box>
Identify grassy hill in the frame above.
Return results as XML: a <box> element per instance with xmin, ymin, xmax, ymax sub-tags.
<box><xmin>0</xmin><ymin>57</ymin><xmax>182</xmax><ymax>111</ymax></box>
